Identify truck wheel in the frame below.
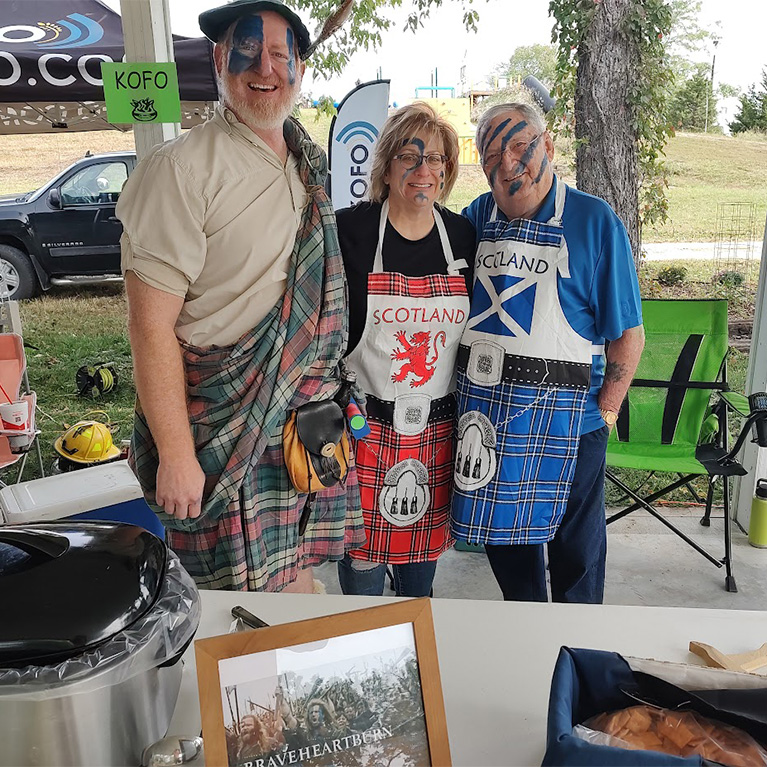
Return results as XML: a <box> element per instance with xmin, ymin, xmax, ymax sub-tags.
<box><xmin>0</xmin><ymin>244</ymin><xmax>40</xmax><ymax>300</ymax></box>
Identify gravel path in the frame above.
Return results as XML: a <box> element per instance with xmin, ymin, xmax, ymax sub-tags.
<box><xmin>643</xmin><ymin>240</ymin><xmax>764</xmax><ymax>261</ymax></box>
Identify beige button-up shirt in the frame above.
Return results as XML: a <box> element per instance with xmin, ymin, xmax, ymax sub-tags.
<box><xmin>118</xmin><ymin>106</ymin><xmax>308</xmax><ymax>347</ymax></box>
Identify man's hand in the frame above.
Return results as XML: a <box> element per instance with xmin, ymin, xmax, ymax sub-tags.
<box><xmin>155</xmin><ymin>453</ymin><xmax>206</xmax><ymax>519</ymax></box>
<box><xmin>125</xmin><ymin>271</ymin><xmax>202</xmax><ymax>518</ymax></box>
<box><xmin>598</xmin><ymin>325</ymin><xmax>645</xmax><ymax>419</ymax></box>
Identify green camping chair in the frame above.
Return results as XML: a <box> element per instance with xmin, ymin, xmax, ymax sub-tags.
<box><xmin>606</xmin><ymin>299</ymin><xmax>767</xmax><ymax>593</ymax></box>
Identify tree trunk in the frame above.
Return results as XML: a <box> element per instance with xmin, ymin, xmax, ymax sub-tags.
<box><xmin>575</xmin><ymin>0</ymin><xmax>641</xmax><ymax>268</ymax></box>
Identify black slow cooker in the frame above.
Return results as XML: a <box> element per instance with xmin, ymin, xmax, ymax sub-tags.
<box><xmin>0</xmin><ymin>522</ymin><xmax>167</xmax><ymax>668</ymax></box>
<box><xmin>0</xmin><ymin>521</ymin><xmax>200</xmax><ymax>767</ymax></box>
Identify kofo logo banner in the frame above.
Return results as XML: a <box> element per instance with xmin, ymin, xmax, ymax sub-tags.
<box><xmin>0</xmin><ymin>14</ymin><xmax>105</xmax><ymax>49</ymax></box>
<box><xmin>329</xmin><ymin>80</ymin><xmax>390</xmax><ymax>210</ymax></box>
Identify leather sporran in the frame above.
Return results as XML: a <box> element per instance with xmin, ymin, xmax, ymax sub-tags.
<box><xmin>283</xmin><ymin>399</ymin><xmax>350</xmax><ymax>495</ymax></box>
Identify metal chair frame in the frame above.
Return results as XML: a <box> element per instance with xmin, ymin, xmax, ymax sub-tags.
<box><xmin>0</xmin><ymin>300</ymin><xmax>45</xmax><ymax>485</ymax></box>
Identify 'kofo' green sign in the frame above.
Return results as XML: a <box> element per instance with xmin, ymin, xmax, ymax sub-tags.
<box><xmin>102</xmin><ymin>62</ymin><xmax>182</xmax><ymax>124</ymax></box>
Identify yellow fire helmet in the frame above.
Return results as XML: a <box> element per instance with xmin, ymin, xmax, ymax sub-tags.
<box><xmin>53</xmin><ymin>420</ymin><xmax>121</xmax><ymax>464</ymax></box>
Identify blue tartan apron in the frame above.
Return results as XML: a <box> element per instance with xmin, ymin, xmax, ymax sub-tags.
<box><xmin>452</xmin><ymin>181</ymin><xmax>593</xmax><ymax>545</ymax></box>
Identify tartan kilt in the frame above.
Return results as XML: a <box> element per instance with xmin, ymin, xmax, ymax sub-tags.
<box><xmin>165</xmin><ymin>420</ymin><xmax>365</xmax><ymax>592</ymax></box>
<box><xmin>349</xmin><ymin>414</ymin><xmax>455</xmax><ymax>564</ymax></box>
<box><xmin>137</xmin><ymin>414</ymin><xmax>365</xmax><ymax>592</ymax></box>
<box><xmin>451</xmin><ymin>373</ymin><xmax>587</xmax><ymax>546</ymax></box>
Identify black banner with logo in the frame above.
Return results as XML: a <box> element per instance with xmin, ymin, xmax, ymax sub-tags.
<box><xmin>0</xmin><ymin>0</ymin><xmax>216</xmax><ymax>102</ymax></box>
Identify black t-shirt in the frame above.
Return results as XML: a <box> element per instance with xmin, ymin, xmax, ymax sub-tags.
<box><xmin>336</xmin><ymin>201</ymin><xmax>476</xmax><ymax>354</ymax></box>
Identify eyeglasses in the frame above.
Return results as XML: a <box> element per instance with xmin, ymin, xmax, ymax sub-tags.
<box><xmin>392</xmin><ymin>153</ymin><xmax>448</xmax><ymax>170</ymax></box>
<box><xmin>482</xmin><ymin>133</ymin><xmax>543</xmax><ymax>167</ymax></box>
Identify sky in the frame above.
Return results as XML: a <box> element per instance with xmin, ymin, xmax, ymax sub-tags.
<box><xmin>105</xmin><ymin>0</ymin><xmax>767</xmax><ymax>114</ymax></box>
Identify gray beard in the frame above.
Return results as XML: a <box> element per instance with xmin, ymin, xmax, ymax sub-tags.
<box><xmin>218</xmin><ymin>77</ymin><xmax>298</xmax><ymax>131</ymax></box>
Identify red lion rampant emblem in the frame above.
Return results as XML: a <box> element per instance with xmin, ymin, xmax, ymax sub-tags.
<box><xmin>390</xmin><ymin>330</ymin><xmax>447</xmax><ymax>388</ymax></box>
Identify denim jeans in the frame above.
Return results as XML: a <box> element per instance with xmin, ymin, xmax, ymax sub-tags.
<box><xmin>485</xmin><ymin>425</ymin><xmax>609</xmax><ymax>604</ymax></box>
<box><xmin>337</xmin><ymin>554</ymin><xmax>437</xmax><ymax>597</ymax></box>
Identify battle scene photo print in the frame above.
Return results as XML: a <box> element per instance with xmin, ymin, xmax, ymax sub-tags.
<box><xmin>218</xmin><ymin>624</ymin><xmax>431</xmax><ymax>767</ymax></box>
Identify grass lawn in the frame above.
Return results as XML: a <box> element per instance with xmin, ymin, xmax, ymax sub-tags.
<box><xmin>11</xmin><ymin>284</ymin><xmax>134</xmax><ymax>481</ymax></box>
<box><xmin>638</xmin><ymin>259</ymin><xmax>756</xmax><ymax>319</ymax></box>
<box><xmin>0</xmin><ymin>130</ymin><xmax>135</xmax><ymax>197</ymax></box>
<box><xmin>648</xmin><ymin>131</ymin><xmax>767</xmax><ymax>243</ymax></box>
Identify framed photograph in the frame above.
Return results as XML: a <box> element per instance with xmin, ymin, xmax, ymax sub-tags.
<box><xmin>195</xmin><ymin>598</ymin><xmax>450</xmax><ymax>767</ymax></box>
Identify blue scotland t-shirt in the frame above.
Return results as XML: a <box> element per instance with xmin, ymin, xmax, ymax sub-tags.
<box><xmin>462</xmin><ymin>176</ymin><xmax>643</xmax><ymax>434</ymax></box>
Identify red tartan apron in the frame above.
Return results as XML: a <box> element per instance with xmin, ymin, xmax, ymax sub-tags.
<box><xmin>345</xmin><ymin>200</ymin><xmax>470</xmax><ymax>563</ymax></box>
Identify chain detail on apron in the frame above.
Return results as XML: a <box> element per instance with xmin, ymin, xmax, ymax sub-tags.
<box><xmin>452</xmin><ymin>179</ymin><xmax>593</xmax><ymax>546</ymax></box>
<box><xmin>345</xmin><ymin>201</ymin><xmax>470</xmax><ymax>562</ymax></box>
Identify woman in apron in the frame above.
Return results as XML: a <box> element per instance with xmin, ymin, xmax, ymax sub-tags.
<box><xmin>335</xmin><ymin>102</ymin><xmax>475</xmax><ymax>597</ymax></box>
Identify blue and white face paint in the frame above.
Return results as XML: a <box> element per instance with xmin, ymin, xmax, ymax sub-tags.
<box><xmin>228</xmin><ymin>15</ymin><xmax>264</xmax><ymax>74</ymax></box>
<box><xmin>384</xmin><ymin>133</ymin><xmax>446</xmax><ymax>211</ymax></box>
<box><xmin>480</xmin><ymin>111</ymin><xmax>554</xmax><ymax>219</ymax></box>
<box><xmin>286</xmin><ymin>27</ymin><xmax>296</xmax><ymax>85</ymax></box>
<box><xmin>216</xmin><ymin>11</ymin><xmax>302</xmax><ymax>131</ymax></box>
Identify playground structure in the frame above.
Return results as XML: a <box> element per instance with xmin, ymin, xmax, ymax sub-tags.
<box><xmin>412</xmin><ymin>95</ymin><xmax>481</xmax><ymax>165</ymax></box>
<box><xmin>411</xmin><ymin>75</ymin><xmax>555</xmax><ymax>166</ymax></box>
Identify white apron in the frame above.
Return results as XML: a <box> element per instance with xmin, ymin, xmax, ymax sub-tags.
<box><xmin>345</xmin><ymin>201</ymin><xmax>470</xmax><ymax>562</ymax></box>
<box><xmin>452</xmin><ymin>181</ymin><xmax>594</xmax><ymax>545</ymax></box>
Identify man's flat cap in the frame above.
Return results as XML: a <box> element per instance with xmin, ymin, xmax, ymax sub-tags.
<box><xmin>199</xmin><ymin>0</ymin><xmax>311</xmax><ymax>56</ymax></box>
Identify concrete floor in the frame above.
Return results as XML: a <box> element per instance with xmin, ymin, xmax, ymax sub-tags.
<box><xmin>315</xmin><ymin>507</ymin><xmax>767</xmax><ymax>610</ymax></box>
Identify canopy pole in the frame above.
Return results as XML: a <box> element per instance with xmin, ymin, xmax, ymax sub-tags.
<box><xmin>733</xmin><ymin>216</ymin><xmax>767</xmax><ymax>529</ymax></box>
<box><xmin>120</xmin><ymin>0</ymin><xmax>181</xmax><ymax>159</ymax></box>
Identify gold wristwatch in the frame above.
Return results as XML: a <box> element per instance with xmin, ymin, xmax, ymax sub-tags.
<box><xmin>600</xmin><ymin>408</ymin><xmax>618</xmax><ymax>427</ymax></box>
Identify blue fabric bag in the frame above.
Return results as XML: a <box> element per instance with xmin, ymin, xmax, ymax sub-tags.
<box><xmin>542</xmin><ymin>647</ymin><xmax>767</xmax><ymax>766</ymax></box>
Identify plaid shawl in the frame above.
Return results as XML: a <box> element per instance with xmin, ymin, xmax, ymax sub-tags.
<box><xmin>129</xmin><ymin>118</ymin><xmax>364</xmax><ymax>592</ymax></box>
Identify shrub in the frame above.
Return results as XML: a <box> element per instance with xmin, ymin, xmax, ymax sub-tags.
<box><xmin>656</xmin><ymin>265</ymin><xmax>688</xmax><ymax>286</ymax></box>
<box><xmin>313</xmin><ymin>95</ymin><xmax>337</xmax><ymax>121</ymax></box>
<box><xmin>714</xmin><ymin>270</ymin><xmax>745</xmax><ymax>287</ymax></box>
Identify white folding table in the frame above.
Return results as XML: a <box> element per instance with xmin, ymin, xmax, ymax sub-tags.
<box><xmin>169</xmin><ymin>592</ymin><xmax>767</xmax><ymax>766</ymax></box>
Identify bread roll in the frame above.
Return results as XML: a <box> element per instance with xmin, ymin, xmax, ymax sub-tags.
<box><xmin>585</xmin><ymin>705</ymin><xmax>767</xmax><ymax>766</ymax></box>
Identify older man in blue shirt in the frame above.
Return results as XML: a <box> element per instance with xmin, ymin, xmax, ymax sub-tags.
<box><xmin>452</xmin><ymin>102</ymin><xmax>645</xmax><ymax>603</ymax></box>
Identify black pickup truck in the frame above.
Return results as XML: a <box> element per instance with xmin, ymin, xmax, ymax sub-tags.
<box><xmin>0</xmin><ymin>151</ymin><xmax>137</xmax><ymax>299</ymax></box>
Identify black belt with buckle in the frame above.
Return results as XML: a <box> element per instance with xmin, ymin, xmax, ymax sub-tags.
<box><xmin>365</xmin><ymin>393</ymin><xmax>456</xmax><ymax>425</ymax></box>
<box><xmin>456</xmin><ymin>344</ymin><xmax>590</xmax><ymax>389</ymax></box>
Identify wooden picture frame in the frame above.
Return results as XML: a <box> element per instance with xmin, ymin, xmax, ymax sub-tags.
<box><xmin>195</xmin><ymin>598</ymin><xmax>450</xmax><ymax>767</ymax></box>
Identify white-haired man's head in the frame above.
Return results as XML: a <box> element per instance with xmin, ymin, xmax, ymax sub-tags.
<box><xmin>213</xmin><ymin>10</ymin><xmax>304</xmax><ymax>131</ymax></box>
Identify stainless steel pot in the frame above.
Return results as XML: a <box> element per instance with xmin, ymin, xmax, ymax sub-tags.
<box><xmin>0</xmin><ymin>523</ymin><xmax>200</xmax><ymax>767</ymax></box>
<box><xmin>0</xmin><ymin>652</ymin><xmax>183</xmax><ymax>766</ymax></box>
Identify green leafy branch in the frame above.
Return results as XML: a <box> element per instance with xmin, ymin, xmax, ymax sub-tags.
<box><xmin>294</xmin><ymin>0</ymin><xmax>486</xmax><ymax>78</ymax></box>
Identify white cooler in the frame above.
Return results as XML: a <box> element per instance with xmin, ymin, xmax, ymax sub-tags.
<box><xmin>0</xmin><ymin>460</ymin><xmax>164</xmax><ymax>538</ymax></box>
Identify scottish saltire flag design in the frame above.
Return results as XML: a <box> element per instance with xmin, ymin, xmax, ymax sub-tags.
<box><xmin>470</xmin><ymin>270</ymin><xmax>538</xmax><ymax>338</ymax></box>
<box><xmin>451</xmin><ymin>192</ymin><xmax>590</xmax><ymax>546</ymax></box>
